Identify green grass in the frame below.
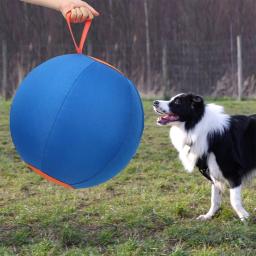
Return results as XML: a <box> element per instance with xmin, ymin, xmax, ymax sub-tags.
<box><xmin>1</xmin><ymin>99</ymin><xmax>256</xmax><ymax>255</ymax></box>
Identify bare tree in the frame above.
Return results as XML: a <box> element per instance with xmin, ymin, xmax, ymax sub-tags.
<box><xmin>1</xmin><ymin>0</ymin><xmax>256</xmax><ymax>99</ymax></box>
<box><xmin>144</xmin><ymin>0</ymin><xmax>151</xmax><ymax>92</ymax></box>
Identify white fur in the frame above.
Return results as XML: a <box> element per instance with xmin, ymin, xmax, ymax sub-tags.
<box><xmin>170</xmin><ymin>104</ymin><xmax>230</xmax><ymax>173</ymax></box>
<box><xmin>230</xmin><ymin>186</ymin><xmax>250</xmax><ymax>221</ymax></box>
<box><xmin>157</xmin><ymin>100</ymin><xmax>171</xmax><ymax>113</ymax></box>
<box><xmin>243</xmin><ymin>169</ymin><xmax>256</xmax><ymax>185</ymax></box>
<box><xmin>156</xmin><ymin>98</ymin><xmax>252</xmax><ymax>221</ymax></box>
<box><xmin>197</xmin><ymin>184</ymin><xmax>222</xmax><ymax>220</ymax></box>
<box><xmin>207</xmin><ymin>153</ymin><xmax>226</xmax><ymax>191</ymax></box>
<box><xmin>196</xmin><ymin>154</ymin><xmax>225</xmax><ymax>220</ymax></box>
<box><xmin>170</xmin><ymin>93</ymin><xmax>184</xmax><ymax>102</ymax></box>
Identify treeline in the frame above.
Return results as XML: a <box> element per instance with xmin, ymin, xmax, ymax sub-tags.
<box><xmin>1</xmin><ymin>0</ymin><xmax>256</xmax><ymax>99</ymax></box>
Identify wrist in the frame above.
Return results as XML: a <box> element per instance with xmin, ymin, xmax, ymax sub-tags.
<box><xmin>59</xmin><ymin>0</ymin><xmax>74</xmax><ymax>16</ymax></box>
<box><xmin>21</xmin><ymin>0</ymin><xmax>62</xmax><ymax>11</ymax></box>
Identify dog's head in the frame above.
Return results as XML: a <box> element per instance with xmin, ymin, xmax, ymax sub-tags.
<box><xmin>153</xmin><ymin>93</ymin><xmax>205</xmax><ymax>129</ymax></box>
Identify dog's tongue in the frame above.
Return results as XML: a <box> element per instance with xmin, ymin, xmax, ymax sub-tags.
<box><xmin>158</xmin><ymin>114</ymin><xmax>178</xmax><ymax>125</ymax></box>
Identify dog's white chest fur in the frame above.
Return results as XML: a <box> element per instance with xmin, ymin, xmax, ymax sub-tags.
<box><xmin>170</xmin><ymin>125</ymin><xmax>197</xmax><ymax>172</ymax></box>
<box><xmin>169</xmin><ymin>104</ymin><xmax>230</xmax><ymax>173</ymax></box>
<box><xmin>155</xmin><ymin>94</ymin><xmax>254</xmax><ymax>221</ymax></box>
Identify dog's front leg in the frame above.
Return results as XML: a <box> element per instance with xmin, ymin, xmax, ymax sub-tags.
<box><xmin>230</xmin><ymin>185</ymin><xmax>249</xmax><ymax>221</ymax></box>
<box><xmin>179</xmin><ymin>145</ymin><xmax>197</xmax><ymax>173</ymax></box>
<box><xmin>197</xmin><ymin>184</ymin><xmax>222</xmax><ymax>221</ymax></box>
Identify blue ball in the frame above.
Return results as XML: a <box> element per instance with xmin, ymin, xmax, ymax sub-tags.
<box><xmin>10</xmin><ymin>54</ymin><xmax>144</xmax><ymax>189</ymax></box>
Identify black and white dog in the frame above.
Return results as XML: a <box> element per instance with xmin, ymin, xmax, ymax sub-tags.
<box><xmin>153</xmin><ymin>93</ymin><xmax>256</xmax><ymax>221</ymax></box>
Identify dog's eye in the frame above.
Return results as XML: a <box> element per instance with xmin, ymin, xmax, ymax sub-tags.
<box><xmin>174</xmin><ymin>98</ymin><xmax>181</xmax><ymax>105</ymax></box>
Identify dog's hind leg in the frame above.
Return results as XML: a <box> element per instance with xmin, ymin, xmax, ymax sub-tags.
<box><xmin>197</xmin><ymin>184</ymin><xmax>222</xmax><ymax>221</ymax></box>
<box><xmin>230</xmin><ymin>185</ymin><xmax>249</xmax><ymax>222</ymax></box>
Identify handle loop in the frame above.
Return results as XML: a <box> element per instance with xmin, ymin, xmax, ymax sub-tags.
<box><xmin>66</xmin><ymin>12</ymin><xmax>92</xmax><ymax>54</ymax></box>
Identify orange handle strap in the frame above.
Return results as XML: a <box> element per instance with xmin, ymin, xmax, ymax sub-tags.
<box><xmin>66</xmin><ymin>12</ymin><xmax>92</xmax><ymax>54</ymax></box>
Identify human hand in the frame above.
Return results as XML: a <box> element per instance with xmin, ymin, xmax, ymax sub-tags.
<box><xmin>60</xmin><ymin>0</ymin><xmax>99</xmax><ymax>22</ymax></box>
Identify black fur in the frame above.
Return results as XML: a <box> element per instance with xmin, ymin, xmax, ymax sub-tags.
<box><xmin>196</xmin><ymin>155</ymin><xmax>212</xmax><ymax>182</ymax></box>
<box><xmin>205</xmin><ymin>114</ymin><xmax>256</xmax><ymax>188</ymax></box>
<box><xmin>172</xmin><ymin>94</ymin><xmax>256</xmax><ymax>187</ymax></box>
<box><xmin>154</xmin><ymin>93</ymin><xmax>256</xmax><ymax>188</ymax></box>
<box><xmin>168</xmin><ymin>93</ymin><xmax>205</xmax><ymax>130</ymax></box>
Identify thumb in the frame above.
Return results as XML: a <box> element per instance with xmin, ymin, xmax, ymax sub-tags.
<box><xmin>83</xmin><ymin>2</ymin><xmax>100</xmax><ymax>16</ymax></box>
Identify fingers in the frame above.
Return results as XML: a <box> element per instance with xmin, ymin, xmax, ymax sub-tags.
<box><xmin>80</xmin><ymin>7</ymin><xmax>93</xmax><ymax>21</ymax></box>
<box><xmin>84</xmin><ymin>2</ymin><xmax>100</xmax><ymax>16</ymax></box>
<box><xmin>69</xmin><ymin>7</ymin><xmax>95</xmax><ymax>23</ymax></box>
<box><xmin>70</xmin><ymin>8</ymin><xmax>78</xmax><ymax>22</ymax></box>
<box><xmin>61</xmin><ymin>1</ymin><xmax>99</xmax><ymax>22</ymax></box>
<box><xmin>75</xmin><ymin>7</ymin><xmax>83</xmax><ymax>22</ymax></box>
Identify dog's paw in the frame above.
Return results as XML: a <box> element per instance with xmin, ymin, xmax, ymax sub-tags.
<box><xmin>240</xmin><ymin>212</ymin><xmax>250</xmax><ymax>222</ymax></box>
<box><xmin>196</xmin><ymin>214</ymin><xmax>212</xmax><ymax>221</ymax></box>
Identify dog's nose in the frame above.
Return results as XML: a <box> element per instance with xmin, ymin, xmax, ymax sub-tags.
<box><xmin>153</xmin><ymin>100</ymin><xmax>159</xmax><ymax>107</ymax></box>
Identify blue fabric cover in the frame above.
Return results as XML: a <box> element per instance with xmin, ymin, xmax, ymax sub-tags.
<box><xmin>10</xmin><ymin>54</ymin><xmax>144</xmax><ymax>188</ymax></box>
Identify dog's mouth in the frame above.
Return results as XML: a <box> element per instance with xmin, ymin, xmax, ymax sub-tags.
<box><xmin>153</xmin><ymin>106</ymin><xmax>180</xmax><ymax>125</ymax></box>
<box><xmin>157</xmin><ymin>112</ymin><xmax>180</xmax><ymax>125</ymax></box>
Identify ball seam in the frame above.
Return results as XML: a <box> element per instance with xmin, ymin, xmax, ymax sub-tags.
<box><xmin>40</xmin><ymin>62</ymin><xmax>96</xmax><ymax>176</ymax></box>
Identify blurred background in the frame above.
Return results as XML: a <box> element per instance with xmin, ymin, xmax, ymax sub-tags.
<box><xmin>1</xmin><ymin>0</ymin><xmax>256</xmax><ymax>99</ymax></box>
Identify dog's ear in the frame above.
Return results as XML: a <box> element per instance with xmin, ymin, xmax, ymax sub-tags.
<box><xmin>192</xmin><ymin>95</ymin><xmax>203</xmax><ymax>104</ymax></box>
<box><xmin>191</xmin><ymin>95</ymin><xmax>203</xmax><ymax>109</ymax></box>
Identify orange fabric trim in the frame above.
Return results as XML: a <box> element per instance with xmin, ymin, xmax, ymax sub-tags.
<box><xmin>27</xmin><ymin>164</ymin><xmax>74</xmax><ymax>189</ymax></box>
<box><xmin>88</xmin><ymin>56</ymin><xmax>124</xmax><ymax>75</ymax></box>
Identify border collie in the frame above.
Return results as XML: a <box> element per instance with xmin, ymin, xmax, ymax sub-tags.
<box><xmin>153</xmin><ymin>93</ymin><xmax>256</xmax><ymax>221</ymax></box>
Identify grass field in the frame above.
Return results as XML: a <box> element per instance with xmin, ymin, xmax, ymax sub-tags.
<box><xmin>1</xmin><ymin>99</ymin><xmax>256</xmax><ymax>256</ymax></box>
